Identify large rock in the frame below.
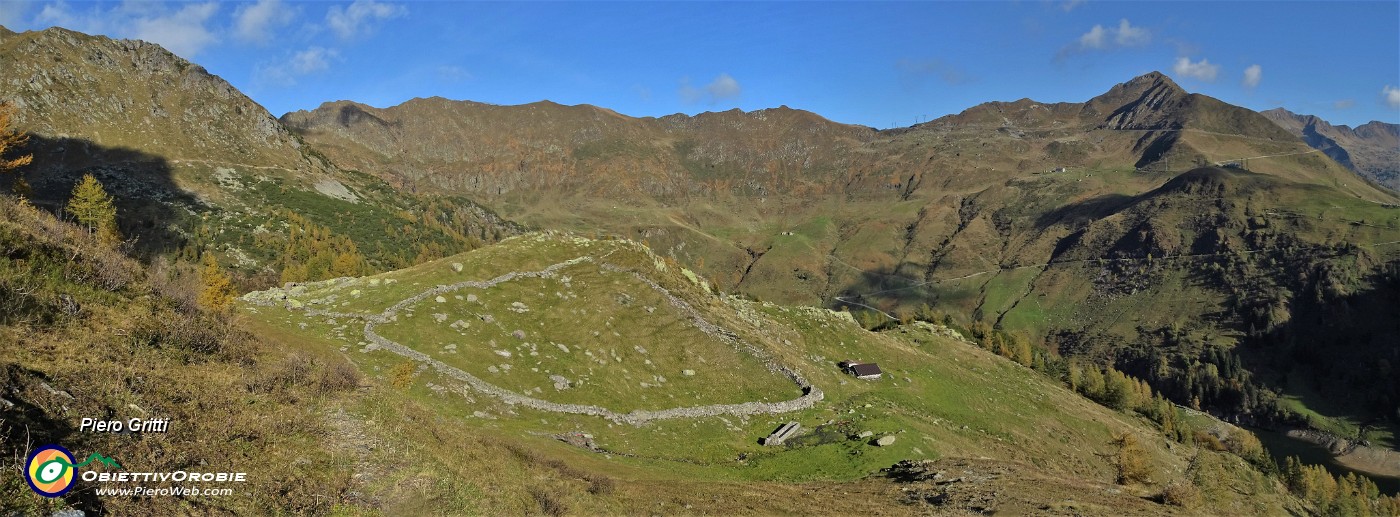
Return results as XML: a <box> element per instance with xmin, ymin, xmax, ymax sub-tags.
<box><xmin>550</xmin><ymin>375</ymin><xmax>572</xmax><ymax>390</ymax></box>
<box><xmin>876</xmin><ymin>435</ymin><xmax>896</xmax><ymax>447</ymax></box>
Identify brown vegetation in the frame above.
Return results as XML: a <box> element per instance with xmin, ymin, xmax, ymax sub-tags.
<box><xmin>0</xmin><ymin>102</ymin><xmax>31</xmax><ymax>174</ymax></box>
<box><xmin>0</xmin><ymin>194</ymin><xmax>361</xmax><ymax>515</ymax></box>
<box><xmin>1114</xmin><ymin>434</ymin><xmax>1153</xmax><ymax>485</ymax></box>
<box><xmin>1160</xmin><ymin>478</ymin><xmax>1200</xmax><ymax>508</ymax></box>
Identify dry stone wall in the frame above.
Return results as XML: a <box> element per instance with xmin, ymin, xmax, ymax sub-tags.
<box><xmin>250</xmin><ymin>255</ymin><xmax>823</xmax><ymax>426</ymax></box>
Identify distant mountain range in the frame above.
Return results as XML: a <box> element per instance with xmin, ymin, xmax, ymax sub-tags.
<box><xmin>282</xmin><ymin>72</ymin><xmax>1379</xmax><ymax>201</ymax></box>
<box><xmin>1261</xmin><ymin>107</ymin><xmax>1400</xmax><ymax>190</ymax></box>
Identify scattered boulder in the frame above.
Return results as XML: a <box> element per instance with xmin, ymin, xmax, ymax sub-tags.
<box><xmin>39</xmin><ymin>382</ymin><xmax>74</xmax><ymax>400</ymax></box>
<box><xmin>858</xmin><ymin>430</ymin><xmax>874</xmax><ymax>439</ymax></box>
<box><xmin>876</xmin><ymin>435</ymin><xmax>897</xmax><ymax>447</ymax></box>
<box><xmin>556</xmin><ymin>431</ymin><xmax>599</xmax><ymax>451</ymax></box>
<box><xmin>550</xmin><ymin>375</ymin><xmax>572</xmax><ymax>390</ymax></box>
<box><xmin>452</xmin><ymin>262</ymin><xmax>464</xmax><ymax>272</ymax></box>
<box><xmin>435</xmin><ymin>296</ymin><xmax>447</xmax><ymax>303</ymax></box>
<box><xmin>682</xmin><ymin>369</ymin><xmax>696</xmax><ymax>376</ymax></box>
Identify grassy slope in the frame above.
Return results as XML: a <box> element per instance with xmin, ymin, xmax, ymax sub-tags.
<box><xmin>0</xmin><ymin>198</ymin><xmax>360</xmax><ymax>515</ymax></box>
<box><xmin>0</xmin><ymin>27</ymin><xmax>521</xmax><ymax>280</ymax></box>
<box><xmin>472</xmin><ymin>160</ymin><xmax>1400</xmax><ymax>455</ymax></box>
<box><xmin>243</xmin><ymin>232</ymin><xmax>1301</xmax><ymax>514</ymax></box>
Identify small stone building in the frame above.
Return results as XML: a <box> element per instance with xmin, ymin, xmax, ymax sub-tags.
<box><xmin>839</xmin><ymin>361</ymin><xmax>883</xmax><ymax>380</ymax></box>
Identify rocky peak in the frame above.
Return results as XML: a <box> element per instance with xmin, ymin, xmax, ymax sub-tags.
<box><xmin>280</xmin><ymin>100</ymin><xmax>387</xmax><ymax>133</ymax></box>
<box><xmin>1086</xmin><ymin>71</ymin><xmax>1191</xmax><ymax>129</ymax></box>
<box><xmin>1354</xmin><ymin>120</ymin><xmax>1400</xmax><ymax>143</ymax></box>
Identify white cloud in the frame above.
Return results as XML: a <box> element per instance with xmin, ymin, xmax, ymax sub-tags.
<box><xmin>1385</xmin><ymin>85</ymin><xmax>1400</xmax><ymax>109</ymax></box>
<box><xmin>706</xmin><ymin>73</ymin><xmax>741</xmax><ymax>99</ymax></box>
<box><xmin>0</xmin><ymin>1</ymin><xmax>31</xmax><ymax>26</ymax></box>
<box><xmin>326</xmin><ymin>0</ymin><xmax>406</xmax><ymax>40</ymax></box>
<box><xmin>131</xmin><ymin>2</ymin><xmax>220</xmax><ymax>59</ymax></box>
<box><xmin>679</xmin><ymin>73</ymin><xmax>742</xmax><ymax>104</ymax></box>
<box><xmin>1172</xmin><ymin>57</ymin><xmax>1219</xmax><ymax>82</ymax></box>
<box><xmin>1113</xmin><ymin>19</ymin><xmax>1150</xmax><ymax>46</ymax></box>
<box><xmin>256</xmin><ymin>47</ymin><xmax>339</xmax><ymax>87</ymax></box>
<box><xmin>1078</xmin><ymin>24</ymin><xmax>1107</xmax><ymax>49</ymax></box>
<box><xmin>235</xmin><ymin>0</ymin><xmax>296</xmax><ymax>45</ymax></box>
<box><xmin>1061</xmin><ymin>19</ymin><xmax>1150</xmax><ymax>59</ymax></box>
<box><xmin>291</xmin><ymin>47</ymin><xmax>335</xmax><ymax>74</ymax></box>
<box><xmin>32</xmin><ymin>1</ymin><xmax>221</xmax><ymax>59</ymax></box>
<box><xmin>34</xmin><ymin>1</ymin><xmax>84</xmax><ymax>29</ymax></box>
<box><xmin>1060</xmin><ymin>0</ymin><xmax>1085</xmax><ymax>12</ymax></box>
<box><xmin>1242</xmin><ymin>64</ymin><xmax>1262</xmax><ymax>89</ymax></box>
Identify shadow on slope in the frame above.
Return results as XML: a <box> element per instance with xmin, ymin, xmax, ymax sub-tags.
<box><xmin>6</xmin><ymin>134</ymin><xmax>197</xmax><ymax>260</ymax></box>
<box><xmin>1240</xmin><ymin>265</ymin><xmax>1400</xmax><ymax>423</ymax></box>
<box><xmin>0</xmin><ymin>364</ymin><xmax>106</xmax><ymax>514</ymax></box>
<box><xmin>1032</xmin><ymin>193</ymin><xmax>1135</xmax><ymax>231</ymax></box>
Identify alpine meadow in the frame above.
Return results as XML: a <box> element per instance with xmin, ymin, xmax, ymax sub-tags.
<box><xmin>1</xmin><ymin>2</ymin><xmax>1399</xmax><ymax>515</ymax></box>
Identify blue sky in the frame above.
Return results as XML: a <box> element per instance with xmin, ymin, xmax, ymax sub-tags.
<box><xmin>2</xmin><ymin>1</ymin><xmax>1398</xmax><ymax>128</ymax></box>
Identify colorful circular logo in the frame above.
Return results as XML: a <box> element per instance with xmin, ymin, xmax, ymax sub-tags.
<box><xmin>26</xmin><ymin>444</ymin><xmax>76</xmax><ymax>498</ymax></box>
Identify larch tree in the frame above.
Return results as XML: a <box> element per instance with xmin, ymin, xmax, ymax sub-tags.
<box><xmin>198</xmin><ymin>253</ymin><xmax>236</xmax><ymax>314</ymax></box>
<box><xmin>67</xmin><ymin>173</ymin><xmax>121</xmax><ymax>244</ymax></box>
<box><xmin>1114</xmin><ymin>433</ymin><xmax>1152</xmax><ymax>485</ymax></box>
<box><xmin>0</xmin><ymin>102</ymin><xmax>34</xmax><ymax>196</ymax></box>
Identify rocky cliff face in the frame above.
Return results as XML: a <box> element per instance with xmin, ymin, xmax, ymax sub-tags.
<box><xmin>0</xmin><ymin>27</ymin><xmax>320</xmax><ymax>176</ymax></box>
<box><xmin>1262</xmin><ymin>108</ymin><xmax>1400</xmax><ymax>191</ymax></box>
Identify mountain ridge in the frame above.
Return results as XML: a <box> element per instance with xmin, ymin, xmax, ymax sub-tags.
<box><xmin>0</xmin><ymin>25</ymin><xmax>520</xmax><ymax>274</ymax></box>
<box><xmin>283</xmin><ymin>70</ymin><xmax>1384</xmax><ymax>203</ymax></box>
<box><xmin>1261</xmin><ymin>107</ymin><xmax>1400</xmax><ymax>190</ymax></box>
